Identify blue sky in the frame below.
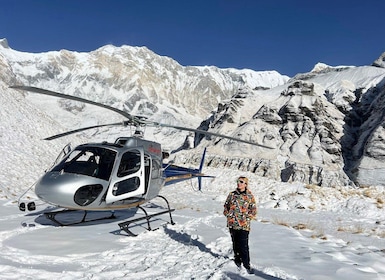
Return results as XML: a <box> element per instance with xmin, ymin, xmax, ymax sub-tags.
<box><xmin>1</xmin><ymin>0</ymin><xmax>384</xmax><ymax>77</ymax></box>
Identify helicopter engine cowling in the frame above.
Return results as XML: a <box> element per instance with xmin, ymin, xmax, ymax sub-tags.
<box><xmin>35</xmin><ymin>171</ymin><xmax>108</xmax><ymax>209</ymax></box>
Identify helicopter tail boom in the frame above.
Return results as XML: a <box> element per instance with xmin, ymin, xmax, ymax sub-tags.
<box><xmin>163</xmin><ymin>148</ymin><xmax>213</xmax><ymax>190</ymax></box>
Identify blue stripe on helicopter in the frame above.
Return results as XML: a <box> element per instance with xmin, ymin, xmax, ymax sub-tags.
<box><xmin>162</xmin><ymin>148</ymin><xmax>213</xmax><ymax>189</ymax></box>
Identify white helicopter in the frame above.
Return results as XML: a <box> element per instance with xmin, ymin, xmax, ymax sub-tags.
<box><xmin>11</xmin><ymin>85</ymin><xmax>268</xmax><ymax>235</ymax></box>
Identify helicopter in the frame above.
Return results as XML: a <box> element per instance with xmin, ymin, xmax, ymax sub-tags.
<box><xmin>11</xmin><ymin>85</ymin><xmax>269</xmax><ymax>235</ymax></box>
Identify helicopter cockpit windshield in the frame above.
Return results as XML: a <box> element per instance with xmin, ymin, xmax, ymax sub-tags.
<box><xmin>52</xmin><ymin>147</ymin><xmax>117</xmax><ymax>181</ymax></box>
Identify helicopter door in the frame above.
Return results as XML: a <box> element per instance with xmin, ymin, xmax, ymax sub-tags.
<box><xmin>106</xmin><ymin>148</ymin><xmax>146</xmax><ymax>203</ymax></box>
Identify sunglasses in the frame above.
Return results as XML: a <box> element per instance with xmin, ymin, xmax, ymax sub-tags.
<box><xmin>237</xmin><ymin>179</ymin><xmax>247</xmax><ymax>185</ymax></box>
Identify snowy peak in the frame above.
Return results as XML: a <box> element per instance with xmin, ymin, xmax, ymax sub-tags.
<box><xmin>372</xmin><ymin>51</ymin><xmax>385</xmax><ymax>68</ymax></box>
<box><xmin>0</xmin><ymin>38</ymin><xmax>288</xmax><ymax>121</ymax></box>
<box><xmin>310</xmin><ymin>62</ymin><xmax>353</xmax><ymax>73</ymax></box>
<box><xmin>0</xmin><ymin>38</ymin><xmax>9</xmax><ymax>48</ymax></box>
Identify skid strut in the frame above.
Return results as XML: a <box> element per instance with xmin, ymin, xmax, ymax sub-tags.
<box><xmin>45</xmin><ymin>209</ymin><xmax>116</xmax><ymax>226</ymax></box>
<box><xmin>118</xmin><ymin>195</ymin><xmax>175</xmax><ymax>236</ymax></box>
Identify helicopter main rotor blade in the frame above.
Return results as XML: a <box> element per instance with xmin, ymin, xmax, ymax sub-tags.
<box><xmin>11</xmin><ymin>85</ymin><xmax>272</xmax><ymax>148</ymax></box>
<box><xmin>43</xmin><ymin>122</ymin><xmax>128</xmax><ymax>140</ymax></box>
<box><xmin>145</xmin><ymin>121</ymin><xmax>273</xmax><ymax>149</ymax></box>
<box><xmin>10</xmin><ymin>85</ymin><xmax>142</xmax><ymax>123</ymax></box>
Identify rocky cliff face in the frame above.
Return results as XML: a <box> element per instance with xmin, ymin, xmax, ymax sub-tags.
<box><xmin>188</xmin><ymin>80</ymin><xmax>350</xmax><ymax>187</ymax></box>
<box><xmin>180</xmin><ymin>64</ymin><xmax>385</xmax><ymax>188</ymax></box>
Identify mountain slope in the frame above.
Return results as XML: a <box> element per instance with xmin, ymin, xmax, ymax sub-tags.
<box><xmin>1</xmin><ymin>38</ymin><xmax>385</xmax><ymax>188</ymax></box>
<box><xmin>0</xmin><ymin>38</ymin><xmax>288</xmax><ymax>120</ymax></box>
<box><xmin>186</xmin><ymin>65</ymin><xmax>385</xmax><ymax>187</ymax></box>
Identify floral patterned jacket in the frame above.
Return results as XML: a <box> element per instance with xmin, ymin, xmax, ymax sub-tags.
<box><xmin>223</xmin><ymin>189</ymin><xmax>257</xmax><ymax>231</ymax></box>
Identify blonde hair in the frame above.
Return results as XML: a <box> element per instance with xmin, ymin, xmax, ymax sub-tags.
<box><xmin>237</xmin><ymin>176</ymin><xmax>249</xmax><ymax>186</ymax></box>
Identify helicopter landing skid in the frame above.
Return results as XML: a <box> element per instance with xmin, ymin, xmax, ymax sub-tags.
<box><xmin>118</xmin><ymin>195</ymin><xmax>175</xmax><ymax>237</ymax></box>
<box><xmin>44</xmin><ymin>209</ymin><xmax>116</xmax><ymax>226</ymax></box>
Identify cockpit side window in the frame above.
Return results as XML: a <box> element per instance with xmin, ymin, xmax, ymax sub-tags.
<box><xmin>52</xmin><ymin>147</ymin><xmax>116</xmax><ymax>181</ymax></box>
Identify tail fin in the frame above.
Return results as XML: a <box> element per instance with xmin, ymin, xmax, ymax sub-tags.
<box><xmin>199</xmin><ymin>147</ymin><xmax>207</xmax><ymax>173</ymax></box>
<box><xmin>198</xmin><ymin>148</ymin><xmax>207</xmax><ymax>191</ymax></box>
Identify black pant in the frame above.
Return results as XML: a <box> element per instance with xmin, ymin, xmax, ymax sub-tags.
<box><xmin>230</xmin><ymin>228</ymin><xmax>250</xmax><ymax>269</ymax></box>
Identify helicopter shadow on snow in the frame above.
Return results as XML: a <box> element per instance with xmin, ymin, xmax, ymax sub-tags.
<box><xmin>163</xmin><ymin>227</ymin><xmax>283</xmax><ymax>280</ymax></box>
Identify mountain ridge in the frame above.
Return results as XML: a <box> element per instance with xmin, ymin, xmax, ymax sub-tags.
<box><xmin>1</xmin><ymin>38</ymin><xmax>385</xmax><ymax>188</ymax></box>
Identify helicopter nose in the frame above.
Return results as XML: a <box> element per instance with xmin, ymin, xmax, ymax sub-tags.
<box><xmin>35</xmin><ymin>172</ymin><xmax>105</xmax><ymax>208</ymax></box>
<box><xmin>35</xmin><ymin>174</ymin><xmax>74</xmax><ymax>207</ymax></box>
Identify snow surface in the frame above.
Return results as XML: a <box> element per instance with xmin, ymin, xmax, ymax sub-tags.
<box><xmin>1</xmin><ymin>169</ymin><xmax>385</xmax><ymax>279</ymax></box>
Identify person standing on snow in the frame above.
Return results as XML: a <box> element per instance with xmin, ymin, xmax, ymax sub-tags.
<box><xmin>223</xmin><ymin>176</ymin><xmax>257</xmax><ymax>273</ymax></box>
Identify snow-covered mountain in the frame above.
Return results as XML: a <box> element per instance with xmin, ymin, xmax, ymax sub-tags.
<box><xmin>1</xmin><ymin>37</ymin><xmax>385</xmax><ymax>190</ymax></box>
<box><xmin>0</xmin><ymin>38</ymin><xmax>287</xmax><ymax>120</ymax></box>
<box><xmin>189</xmin><ymin>64</ymin><xmax>385</xmax><ymax>188</ymax></box>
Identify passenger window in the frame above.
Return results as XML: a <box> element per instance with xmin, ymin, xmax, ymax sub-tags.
<box><xmin>117</xmin><ymin>150</ymin><xmax>141</xmax><ymax>177</ymax></box>
<box><xmin>112</xmin><ymin>177</ymin><xmax>140</xmax><ymax>196</ymax></box>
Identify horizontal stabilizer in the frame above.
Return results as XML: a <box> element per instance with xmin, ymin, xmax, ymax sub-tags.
<box><xmin>163</xmin><ymin>148</ymin><xmax>212</xmax><ymax>190</ymax></box>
